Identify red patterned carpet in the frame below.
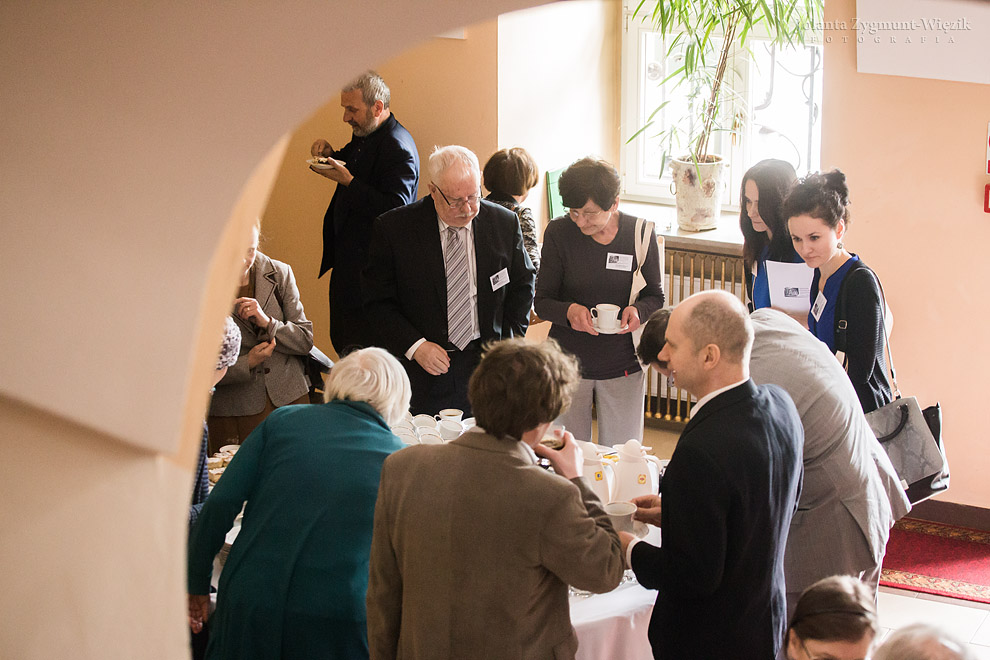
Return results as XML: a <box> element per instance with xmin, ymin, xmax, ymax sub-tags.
<box><xmin>880</xmin><ymin>518</ymin><xmax>990</xmax><ymax>603</ymax></box>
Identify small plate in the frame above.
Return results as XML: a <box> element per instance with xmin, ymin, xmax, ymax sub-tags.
<box><xmin>307</xmin><ymin>158</ymin><xmax>345</xmax><ymax>170</ymax></box>
<box><xmin>593</xmin><ymin>321</ymin><xmax>628</xmax><ymax>335</ymax></box>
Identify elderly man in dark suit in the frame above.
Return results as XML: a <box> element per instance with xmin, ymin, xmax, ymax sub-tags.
<box><xmin>362</xmin><ymin>144</ymin><xmax>535</xmax><ymax>415</ymax></box>
<box><xmin>311</xmin><ymin>71</ymin><xmax>419</xmax><ymax>357</ymax></box>
<box><xmin>622</xmin><ymin>290</ymin><xmax>803</xmax><ymax>660</ymax></box>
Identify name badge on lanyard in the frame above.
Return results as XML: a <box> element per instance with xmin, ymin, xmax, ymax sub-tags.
<box><xmin>811</xmin><ymin>291</ymin><xmax>827</xmax><ymax>322</ymax></box>
<box><xmin>606</xmin><ymin>253</ymin><xmax>633</xmax><ymax>271</ymax></box>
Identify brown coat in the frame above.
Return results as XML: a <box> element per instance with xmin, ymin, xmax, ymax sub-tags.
<box><xmin>367</xmin><ymin>431</ymin><xmax>625</xmax><ymax>660</ymax></box>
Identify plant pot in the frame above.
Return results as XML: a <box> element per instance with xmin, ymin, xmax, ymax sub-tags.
<box><xmin>669</xmin><ymin>156</ymin><xmax>726</xmax><ymax>232</ymax></box>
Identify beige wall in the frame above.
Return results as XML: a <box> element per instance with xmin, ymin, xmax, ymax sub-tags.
<box><xmin>262</xmin><ymin>22</ymin><xmax>500</xmax><ymax>359</ymax></box>
<box><xmin>823</xmin><ymin>0</ymin><xmax>990</xmax><ymax>507</ymax></box>
<box><xmin>0</xmin><ymin>1</ymin><xmax>547</xmax><ymax>657</ymax></box>
<box><xmin>497</xmin><ymin>0</ymin><xmax>623</xmax><ymax>234</ymax></box>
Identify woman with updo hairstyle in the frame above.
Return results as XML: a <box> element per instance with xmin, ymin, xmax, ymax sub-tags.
<box><xmin>483</xmin><ymin>147</ymin><xmax>542</xmax><ymax>271</ymax></box>
<box><xmin>785</xmin><ymin>169</ymin><xmax>892</xmax><ymax>413</ymax></box>
<box><xmin>740</xmin><ymin>159</ymin><xmax>801</xmax><ymax>311</ymax></box>
<box><xmin>785</xmin><ymin>575</ymin><xmax>879</xmax><ymax>660</ymax></box>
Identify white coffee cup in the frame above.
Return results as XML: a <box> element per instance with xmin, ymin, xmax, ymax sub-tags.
<box><xmin>591</xmin><ymin>303</ymin><xmax>621</xmax><ymax>330</ymax></box>
<box><xmin>436</xmin><ymin>408</ymin><xmax>464</xmax><ymax>423</ymax></box>
<box><xmin>437</xmin><ymin>420</ymin><xmax>464</xmax><ymax>441</ymax></box>
<box><xmin>604</xmin><ymin>501</ymin><xmax>637</xmax><ymax>534</ymax></box>
<box><xmin>395</xmin><ymin>430</ymin><xmax>419</xmax><ymax>445</ymax></box>
<box><xmin>412</xmin><ymin>414</ymin><xmax>438</xmax><ymax>429</ymax></box>
<box><xmin>418</xmin><ymin>430</ymin><xmax>443</xmax><ymax>445</ymax></box>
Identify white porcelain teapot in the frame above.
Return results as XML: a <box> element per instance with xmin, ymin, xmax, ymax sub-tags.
<box><xmin>611</xmin><ymin>439</ymin><xmax>663</xmax><ymax>502</ymax></box>
<box><xmin>578</xmin><ymin>441</ymin><xmax>614</xmax><ymax>504</ymax></box>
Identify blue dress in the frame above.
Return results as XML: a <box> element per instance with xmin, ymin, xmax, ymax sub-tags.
<box><xmin>808</xmin><ymin>255</ymin><xmax>860</xmax><ymax>352</ymax></box>
<box><xmin>750</xmin><ymin>245</ymin><xmax>803</xmax><ymax>311</ymax></box>
<box><xmin>188</xmin><ymin>400</ymin><xmax>403</xmax><ymax>660</ymax></box>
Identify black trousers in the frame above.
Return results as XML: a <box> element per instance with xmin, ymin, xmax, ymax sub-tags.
<box><xmin>406</xmin><ymin>341</ymin><xmax>482</xmax><ymax>416</ymax></box>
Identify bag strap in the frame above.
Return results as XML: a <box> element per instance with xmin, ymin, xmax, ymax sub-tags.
<box><xmin>629</xmin><ymin>217</ymin><xmax>654</xmax><ymax>306</ymax></box>
<box><xmin>836</xmin><ymin>263</ymin><xmax>899</xmax><ymax>397</ymax></box>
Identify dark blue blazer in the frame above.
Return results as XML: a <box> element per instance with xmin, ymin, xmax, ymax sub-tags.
<box><xmin>362</xmin><ymin>198</ymin><xmax>535</xmax><ymax>357</ymax></box>
<box><xmin>319</xmin><ymin>114</ymin><xmax>419</xmax><ymax>307</ymax></box>
<box><xmin>631</xmin><ymin>379</ymin><xmax>804</xmax><ymax>660</ymax></box>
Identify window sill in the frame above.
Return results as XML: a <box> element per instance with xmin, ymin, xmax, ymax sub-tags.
<box><xmin>620</xmin><ymin>198</ymin><xmax>743</xmax><ymax>256</ymax></box>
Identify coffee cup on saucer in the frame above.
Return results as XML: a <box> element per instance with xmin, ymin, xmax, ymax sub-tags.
<box><xmin>437</xmin><ymin>420</ymin><xmax>464</xmax><ymax>441</ymax></box>
<box><xmin>604</xmin><ymin>501</ymin><xmax>637</xmax><ymax>533</ymax></box>
<box><xmin>412</xmin><ymin>414</ymin><xmax>438</xmax><ymax>430</ymax></box>
<box><xmin>435</xmin><ymin>408</ymin><xmax>464</xmax><ymax>423</ymax></box>
<box><xmin>591</xmin><ymin>303</ymin><xmax>621</xmax><ymax>331</ymax></box>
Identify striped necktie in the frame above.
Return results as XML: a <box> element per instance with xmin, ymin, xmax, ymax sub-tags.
<box><xmin>445</xmin><ymin>226</ymin><xmax>473</xmax><ymax>350</ymax></box>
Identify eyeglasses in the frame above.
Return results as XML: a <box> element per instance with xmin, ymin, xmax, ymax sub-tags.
<box><xmin>568</xmin><ymin>207</ymin><xmax>606</xmax><ymax>221</ymax></box>
<box><xmin>433</xmin><ymin>184</ymin><xmax>482</xmax><ymax>209</ymax></box>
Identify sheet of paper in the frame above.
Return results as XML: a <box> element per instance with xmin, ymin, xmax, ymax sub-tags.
<box><xmin>766</xmin><ymin>261</ymin><xmax>814</xmax><ymax>316</ymax></box>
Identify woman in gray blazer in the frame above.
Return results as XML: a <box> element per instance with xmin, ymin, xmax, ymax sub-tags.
<box><xmin>207</xmin><ymin>222</ymin><xmax>314</xmax><ymax>452</ymax></box>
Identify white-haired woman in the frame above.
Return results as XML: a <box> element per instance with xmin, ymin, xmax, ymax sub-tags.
<box><xmin>188</xmin><ymin>347</ymin><xmax>411</xmax><ymax>660</ymax></box>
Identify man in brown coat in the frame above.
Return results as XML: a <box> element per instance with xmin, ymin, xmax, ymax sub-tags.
<box><xmin>366</xmin><ymin>338</ymin><xmax>625</xmax><ymax>659</ymax></box>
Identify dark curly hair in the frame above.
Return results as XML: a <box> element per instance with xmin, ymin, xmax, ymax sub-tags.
<box><xmin>740</xmin><ymin>159</ymin><xmax>797</xmax><ymax>272</ymax></box>
<box><xmin>783</xmin><ymin>169</ymin><xmax>851</xmax><ymax>231</ymax></box>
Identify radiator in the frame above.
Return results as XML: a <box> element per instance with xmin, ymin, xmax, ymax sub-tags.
<box><xmin>644</xmin><ymin>247</ymin><xmax>747</xmax><ymax>423</ymax></box>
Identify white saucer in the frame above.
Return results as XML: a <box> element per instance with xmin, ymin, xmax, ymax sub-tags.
<box><xmin>593</xmin><ymin>322</ymin><xmax>628</xmax><ymax>335</ymax></box>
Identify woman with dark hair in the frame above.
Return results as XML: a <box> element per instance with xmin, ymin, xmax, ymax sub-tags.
<box><xmin>483</xmin><ymin>147</ymin><xmax>541</xmax><ymax>271</ymax></box>
<box><xmin>535</xmin><ymin>157</ymin><xmax>664</xmax><ymax>446</ymax></box>
<box><xmin>740</xmin><ymin>159</ymin><xmax>801</xmax><ymax>311</ymax></box>
<box><xmin>785</xmin><ymin>169</ymin><xmax>892</xmax><ymax>413</ymax></box>
<box><xmin>786</xmin><ymin>576</ymin><xmax>879</xmax><ymax>660</ymax></box>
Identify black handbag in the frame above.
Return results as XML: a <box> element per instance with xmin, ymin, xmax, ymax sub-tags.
<box><xmin>836</xmin><ymin>266</ymin><xmax>949</xmax><ymax>504</ymax></box>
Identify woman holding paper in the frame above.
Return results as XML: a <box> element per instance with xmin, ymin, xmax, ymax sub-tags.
<box><xmin>535</xmin><ymin>157</ymin><xmax>664</xmax><ymax>446</ymax></box>
<box><xmin>785</xmin><ymin>170</ymin><xmax>892</xmax><ymax>413</ymax></box>
<box><xmin>740</xmin><ymin>159</ymin><xmax>804</xmax><ymax>312</ymax></box>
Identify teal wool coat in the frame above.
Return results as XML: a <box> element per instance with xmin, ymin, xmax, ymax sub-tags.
<box><xmin>188</xmin><ymin>400</ymin><xmax>403</xmax><ymax>660</ymax></box>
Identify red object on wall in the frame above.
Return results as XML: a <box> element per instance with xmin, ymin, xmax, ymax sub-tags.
<box><xmin>985</xmin><ymin>184</ymin><xmax>990</xmax><ymax>213</ymax></box>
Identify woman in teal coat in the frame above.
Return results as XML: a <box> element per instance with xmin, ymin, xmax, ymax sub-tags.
<box><xmin>188</xmin><ymin>346</ymin><xmax>411</xmax><ymax>659</ymax></box>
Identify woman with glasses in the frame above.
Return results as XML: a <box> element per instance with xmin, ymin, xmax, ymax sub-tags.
<box><xmin>535</xmin><ymin>157</ymin><xmax>664</xmax><ymax>446</ymax></box>
<box><xmin>786</xmin><ymin>575</ymin><xmax>879</xmax><ymax>660</ymax></box>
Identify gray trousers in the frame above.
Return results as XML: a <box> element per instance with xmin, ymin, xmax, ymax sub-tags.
<box><xmin>557</xmin><ymin>371</ymin><xmax>645</xmax><ymax>447</ymax></box>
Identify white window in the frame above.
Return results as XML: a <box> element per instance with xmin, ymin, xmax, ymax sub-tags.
<box><xmin>619</xmin><ymin>3</ymin><xmax>824</xmax><ymax>208</ymax></box>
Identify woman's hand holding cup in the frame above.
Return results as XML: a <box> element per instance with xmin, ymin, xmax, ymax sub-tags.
<box><xmin>566</xmin><ymin>303</ymin><xmax>599</xmax><ymax>336</ymax></box>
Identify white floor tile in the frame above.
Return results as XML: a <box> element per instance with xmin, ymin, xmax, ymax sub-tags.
<box><xmin>967</xmin><ymin>643</ymin><xmax>990</xmax><ymax>660</ymax></box>
<box><xmin>973</xmin><ymin>614</ymin><xmax>990</xmax><ymax>646</ymax></box>
<box><xmin>879</xmin><ymin>584</ymin><xmax>916</xmax><ymax>597</ymax></box>
<box><xmin>877</xmin><ymin>591</ymin><xmax>988</xmax><ymax>643</ymax></box>
<box><xmin>916</xmin><ymin>591</ymin><xmax>990</xmax><ymax>611</ymax></box>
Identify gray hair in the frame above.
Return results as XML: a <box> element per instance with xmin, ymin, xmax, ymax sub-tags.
<box><xmin>342</xmin><ymin>70</ymin><xmax>390</xmax><ymax>109</ymax></box>
<box><xmin>323</xmin><ymin>347</ymin><xmax>410</xmax><ymax>426</ymax></box>
<box><xmin>428</xmin><ymin>145</ymin><xmax>480</xmax><ymax>185</ymax></box>
<box><xmin>682</xmin><ymin>290</ymin><xmax>753</xmax><ymax>365</ymax></box>
<box><xmin>872</xmin><ymin>624</ymin><xmax>974</xmax><ymax>660</ymax></box>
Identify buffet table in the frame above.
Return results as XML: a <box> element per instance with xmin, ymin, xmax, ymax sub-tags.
<box><xmin>217</xmin><ymin>522</ymin><xmax>659</xmax><ymax>659</ymax></box>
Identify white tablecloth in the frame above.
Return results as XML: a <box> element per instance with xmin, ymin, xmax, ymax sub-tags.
<box><xmin>218</xmin><ymin>521</ymin><xmax>659</xmax><ymax>659</ymax></box>
<box><xmin>570</xmin><ymin>525</ymin><xmax>659</xmax><ymax>660</ymax></box>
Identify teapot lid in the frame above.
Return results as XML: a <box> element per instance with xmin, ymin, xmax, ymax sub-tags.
<box><xmin>616</xmin><ymin>439</ymin><xmax>646</xmax><ymax>459</ymax></box>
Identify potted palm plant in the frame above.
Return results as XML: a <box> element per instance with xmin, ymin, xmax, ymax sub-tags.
<box><xmin>631</xmin><ymin>0</ymin><xmax>822</xmax><ymax>231</ymax></box>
